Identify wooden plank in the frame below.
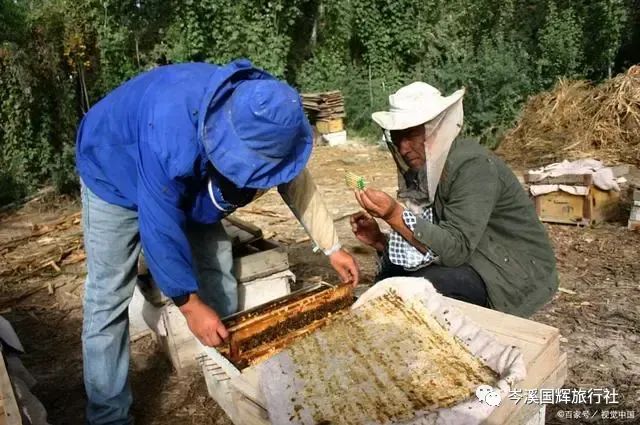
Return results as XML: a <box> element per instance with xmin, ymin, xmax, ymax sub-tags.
<box><xmin>233</xmin><ymin>244</ymin><xmax>289</xmax><ymax>283</ymax></box>
<box><xmin>159</xmin><ymin>272</ymin><xmax>296</xmax><ymax>374</ymax></box>
<box><xmin>160</xmin><ymin>304</ymin><xmax>200</xmax><ymax>375</ymax></box>
<box><xmin>234</xmin><ymin>316</ymin><xmax>331</xmax><ymax>366</ymax></box>
<box><xmin>488</xmin><ymin>353</ymin><xmax>567</xmax><ymax>425</ymax></box>
<box><xmin>229</xmin><ymin>284</ymin><xmax>352</xmax><ymax>342</ymax></box>
<box><xmin>590</xmin><ymin>187</ymin><xmax>620</xmax><ymax>224</ymax></box>
<box><xmin>0</xmin><ymin>351</ymin><xmax>22</xmax><ymax>425</ymax></box>
<box><xmin>224</xmin><ymin>225</ymin><xmax>259</xmax><ymax>247</ymax></box>
<box><xmin>525</xmin><ymin>173</ymin><xmax>592</xmax><ymax>186</ymax></box>
<box><xmin>316</xmin><ymin>118</ymin><xmax>344</xmax><ymax>134</ymax></box>
<box><xmin>452</xmin><ymin>300</ymin><xmax>563</xmax><ymax>425</ymax></box>
<box><xmin>484</xmin><ymin>334</ymin><xmax>559</xmax><ymax>424</ymax></box>
<box><xmin>228</xmin><ymin>285</ymin><xmax>353</xmax><ymax>367</ymax></box>
<box><xmin>224</xmin><ymin>216</ymin><xmax>263</xmax><ymax>241</ymax></box>
<box><xmin>238</xmin><ymin>271</ymin><xmax>293</xmax><ymax>311</ymax></box>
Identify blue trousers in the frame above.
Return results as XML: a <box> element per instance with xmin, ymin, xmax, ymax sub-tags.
<box><xmin>80</xmin><ymin>183</ymin><xmax>237</xmax><ymax>425</ymax></box>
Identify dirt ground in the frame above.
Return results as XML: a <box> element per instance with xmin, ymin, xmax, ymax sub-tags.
<box><xmin>1</xmin><ymin>143</ymin><xmax>639</xmax><ymax>424</ymax></box>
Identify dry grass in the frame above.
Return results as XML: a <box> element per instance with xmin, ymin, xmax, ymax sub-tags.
<box><xmin>498</xmin><ymin>65</ymin><xmax>640</xmax><ymax>168</ymax></box>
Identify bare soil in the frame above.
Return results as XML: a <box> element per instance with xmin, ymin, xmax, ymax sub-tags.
<box><xmin>0</xmin><ymin>144</ymin><xmax>638</xmax><ymax>424</ymax></box>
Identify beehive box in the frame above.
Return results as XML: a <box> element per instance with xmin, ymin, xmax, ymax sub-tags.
<box><xmin>155</xmin><ymin>239</ymin><xmax>294</xmax><ymax>374</ymax></box>
<box><xmin>226</xmin><ymin>298</ymin><xmax>566</xmax><ymax>425</ymax></box>
<box><xmin>131</xmin><ymin>217</ymin><xmax>296</xmax><ymax>373</ymax></box>
<box><xmin>316</xmin><ymin>118</ymin><xmax>344</xmax><ymax>134</ymax></box>
<box><xmin>526</xmin><ymin>174</ymin><xmax>620</xmax><ymax>225</ymax></box>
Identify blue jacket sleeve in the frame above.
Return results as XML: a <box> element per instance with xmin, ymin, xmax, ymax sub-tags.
<box><xmin>136</xmin><ymin>138</ymin><xmax>199</xmax><ymax>299</ymax></box>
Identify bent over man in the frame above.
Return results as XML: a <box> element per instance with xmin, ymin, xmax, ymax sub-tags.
<box><xmin>76</xmin><ymin>59</ymin><xmax>359</xmax><ymax>424</ymax></box>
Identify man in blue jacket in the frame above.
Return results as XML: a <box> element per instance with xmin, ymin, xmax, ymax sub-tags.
<box><xmin>76</xmin><ymin>59</ymin><xmax>359</xmax><ymax>424</ymax></box>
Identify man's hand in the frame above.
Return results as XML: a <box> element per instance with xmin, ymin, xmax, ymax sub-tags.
<box><xmin>178</xmin><ymin>294</ymin><xmax>229</xmax><ymax>347</ymax></box>
<box><xmin>354</xmin><ymin>188</ymin><xmax>403</xmax><ymax>222</ymax></box>
<box><xmin>329</xmin><ymin>249</ymin><xmax>360</xmax><ymax>286</ymax></box>
<box><xmin>350</xmin><ymin>211</ymin><xmax>386</xmax><ymax>252</ymax></box>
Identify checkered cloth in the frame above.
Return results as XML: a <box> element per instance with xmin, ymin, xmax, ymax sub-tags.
<box><xmin>388</xmin><ymin>208</ymin><xmax>437</xmax><ymax>270</ymax></box>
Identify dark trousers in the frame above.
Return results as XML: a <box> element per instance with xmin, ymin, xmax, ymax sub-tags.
<box><xmin>376</xmin><ymin>259</ymin><xmax>489</xmax><ymax>307</ymax></box>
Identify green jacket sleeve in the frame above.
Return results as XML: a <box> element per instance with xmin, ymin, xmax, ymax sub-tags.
<box><xmin>413</xmin><ymin>156</ymin><xmax>499</xmax><ymax>266</ymax></box>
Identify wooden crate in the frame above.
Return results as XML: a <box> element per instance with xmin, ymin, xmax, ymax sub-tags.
<box><xmin>533</xmin><ymin>186</ymin><xmax>620</xmax><ymax>225</ymax></box>
<box><xmin>316</xmin><ymin>118</ymin><xmax>344</xmax><ymax>134</ymax></box>
<box><xmin>227</xmin><ymin>300</ymin><xmax>566</xmax><ymax>425</ymax></box>
<box><xmin>0</xmin><ymin>350</ymin><xmax>21</xmax><ymax>425</ymax></box>
<box><xmin>233</xmin><ymin>239</ymin><xmax>289</xmax><ymax>283</ymax></box>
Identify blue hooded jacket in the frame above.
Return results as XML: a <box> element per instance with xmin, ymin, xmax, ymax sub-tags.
<box><xmin>76</xmin><ymin>60</ymin><xmax>312</xmax><ymax>298</ymax></box>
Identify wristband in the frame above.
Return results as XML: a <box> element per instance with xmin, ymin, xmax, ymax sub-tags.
<box><xmin>172</xmin><ymin>293</ymin><xmax>192</xmax><ymax>307</ymax></box>
<box><xmin>323</xmin><ymin>242</ymin><xmax>342</xmax><ymax>256</ymax></box>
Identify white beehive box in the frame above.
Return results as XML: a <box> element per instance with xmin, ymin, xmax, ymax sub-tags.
<box><xmin>128</xmin><ymin>217</ymin><xmax>296</xmax><ymax>373</ymax></box>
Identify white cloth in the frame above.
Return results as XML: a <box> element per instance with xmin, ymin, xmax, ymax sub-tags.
<box><xmin>527</xmin><ymin>159</ymin><xmax>620</xmax><ymax>192</ymax></box>
<box><xmin>529</xmin><ymin>185</ymin><xmax>590</xmax><ymax>196</ymax></box>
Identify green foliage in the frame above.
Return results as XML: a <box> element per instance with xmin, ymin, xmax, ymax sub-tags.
<box><xmin>537</xmin><ymin>4</ymin><xmax>583</xmax><ymax>86</ymax></box>
<box><xmin>583</xmin><ymin>0</ymin><xmax>628</xmax><ymax>78</ymax></box>
<box><xmin>0</xmin><ymin>0</ymin><xmax>26</xmax><ymax>42</ymax></box>
<box><xmin>167</xmin><ymin>0</ymin><xmax>304</xmax><ymax>78</ymax></box>
<box><xmin>460</xmin><ymin>36</ymin><xmax>535</xmax><ymax>147</ymax></box>
<box><xmin>0</xmin><ymin>0</ymin><xmax>638</xmax><ymax>205</ymax></box>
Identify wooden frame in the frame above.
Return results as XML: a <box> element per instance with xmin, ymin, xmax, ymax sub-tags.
<box><xmin>221</xmin><ymin>284</ymin><xmax>353</xmax><ymax>369</ymax></box>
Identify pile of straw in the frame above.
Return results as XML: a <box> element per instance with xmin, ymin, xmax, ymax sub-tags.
<box><xmin>498</xmin><ymin>66</ymin><xmax>640</xmax><ymax>168</ymax></box>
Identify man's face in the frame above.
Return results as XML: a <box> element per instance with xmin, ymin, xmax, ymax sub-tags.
<box><xmin>390</xmin><ymin>124</ymin><xmax>426</xmax><ymax>170</ymax></box>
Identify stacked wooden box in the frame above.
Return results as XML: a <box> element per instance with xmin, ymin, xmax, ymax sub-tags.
<box><xmin>301</xmin><ymin>91</ymin><xmax>347</xmax><ymax>145</ymax></box>
<box><xmin>130</xmin><ymin>216</ymin><xmax>295</xmax><ymax>374</ymax></box>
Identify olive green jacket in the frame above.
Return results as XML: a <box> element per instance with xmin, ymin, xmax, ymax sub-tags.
<box><xmin>413</xmin><ymin>138</ymin><xmax>558</xmax><ymax>317</ymax></box>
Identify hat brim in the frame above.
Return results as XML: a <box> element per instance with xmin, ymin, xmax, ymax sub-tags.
<box><xmin>371</xmin><ymin>88</ymin><xmax>465</xmax><ymax>131</ymax></box>
<box><xmin>202</xmin><ymin>103</ymin><xmax>313</xmax><ymax>190</ymax></box>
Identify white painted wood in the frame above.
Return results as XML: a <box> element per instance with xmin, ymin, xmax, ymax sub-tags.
<box><xmin>238</xmin><ymin>270</ymin><xmax>293</xmax><ymax>310</ymax></box>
